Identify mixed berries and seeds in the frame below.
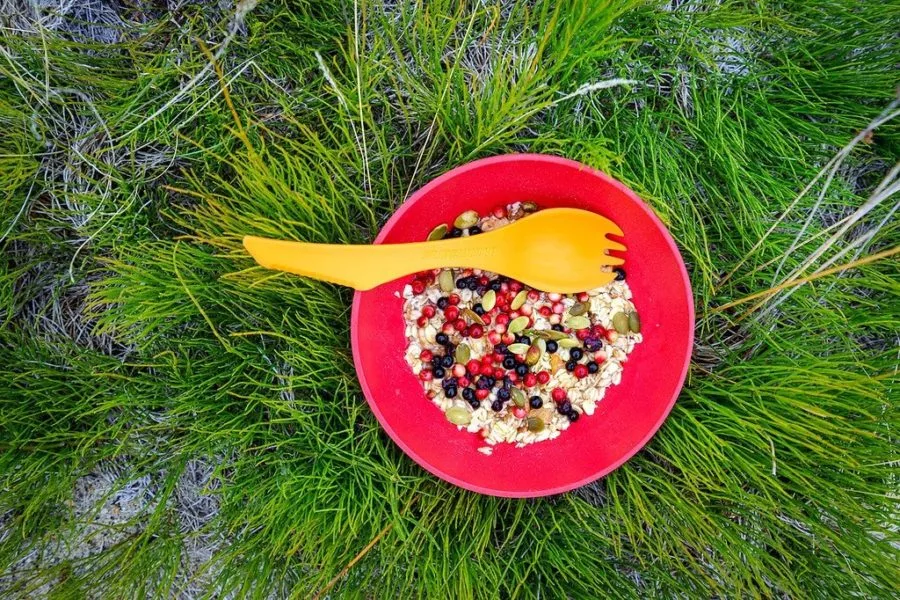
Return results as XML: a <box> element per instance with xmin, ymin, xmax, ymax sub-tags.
<box><xmin>402</xmin><ymin>202</ymin><xmax>642</xmax><ymax>452</ymax></box>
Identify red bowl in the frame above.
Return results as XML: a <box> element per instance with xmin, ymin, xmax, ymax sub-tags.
<box><xmin>351</xmin><ymin>154</ymin><xmax>694</xmax><ymax>497</ymax></box>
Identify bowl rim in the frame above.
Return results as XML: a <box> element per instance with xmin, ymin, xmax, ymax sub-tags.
<box><xmin>351</xmin><ymin>153</ymin><xmax>695</xmax><ymax>497</ymax></box>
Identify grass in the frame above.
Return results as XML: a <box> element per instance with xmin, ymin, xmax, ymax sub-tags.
<box><xmin>1</xmin><ymin>0</ymin><xmax>898</xmax><ymax>597</ymax></box>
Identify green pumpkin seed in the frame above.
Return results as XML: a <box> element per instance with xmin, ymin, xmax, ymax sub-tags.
<box><xmin>446</xmin><ymin>407</ymin><xmax>471</xmax><ymax>426</ymax></box>
<box><xmin>522</xmin><ymin>201</ymin><xmax>538</xmax><ymax>213</ymax></box>
<box><xmin>511</xmin><ymin>387</ymin><xmax>527</xmax><ymax>408</ymax></box>
<box><xmin>544</xmin><ymin>330</ymin><xmax>569</xmax><ymax>341</ymax></box>
<box><xmin>564</xmin><ymin>315</ymin><xmax>591</xmax><ymax>330</ymax></box>
<box><xmin>612</xmin><ymin>312</ymin><xmax>629</xmax><ymax>334</ymax></box>
<box><xmin>481</xmin><ymin>289</ymin><xmax>496</xmax><ymax>311</ymax></box>
<box><xmin>558</xmin><ymin>338</ymin><xmax>580</xmax><ymax>349</ymax></box>
<box><xmin>535</xmin><ymin>338</ymin><xmax>547</xmax><ymax>353</ymax></box>
<box><xmin>510</xmin><ymin>290</ymin><xmax>527</xmax><ymax>310</ymax></box>
<box><xmin>454</xmin><ymin>210</ymin><xmax>479</xmax><ymax>229</ymax></box>
<box><xmin>569</xmin><ymin>302</ymin><xmax>588</xmax><ymax>316</ymax></box>
<box><xmin>427</xmin><ymin>223</ymin><xmax>448</xmax><ymax>241</ymax></box>
<box><xmin>628</xmin><ymin>311</ymin><xmax>641</xmax><ymax>333</ymax></box>
<box><xmin>455</xmin><ymin>343</ymin><xmax>471</xmax><ymax>365</ymax></box>
<box><xmin>507</xmin><ymin>343</ymin><xmax>530</xmax><ymax>355</ymax></box>
<box><xmin>439</xmin><ymin>270</ymin><xmax>454</xmax><ymax>292</ymax></box>
<box><xmin>508</xmin><ymin>316</ymin><xmax>529</xmax><ymax>334</ymax></box>
<box><xmin>462</xmin><ymin>308</ymin><xmax>484</xmax><ymax>324</ymax></box>
<box><xmin>525</xmin><ymin>344</ymin><xmax>542</xmax><ymax>366</ymax></box>
<box><xmin>526</xmin><ymin>416</ymin><xmax>545</xmax><ymax>432</ymax></box>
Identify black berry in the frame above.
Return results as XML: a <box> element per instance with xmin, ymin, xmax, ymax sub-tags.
<box><xmin>473</xmin><ymin>304</ymin><xmax>485</xmax><ymax>315</ymax></box>
<box><xmin>441</xmin><ymin>354</ymin><xmax>454</xmax><ymax>368</ymax></box>
<box><xmin>613</xmin><ymin>267</ymin><xmax>626</xmax><ymax>281</ymax></box>
<box><xmin>502</xmin><ymin>356</ymin><xmax>516</xmax><ymax>369</ymax></box>
<box><xmin>449</xmin><ymin>227</ymin><xmax>463</xmax><ymax>238</ymax></box>
<box><xmin>462</xmin><ymin>388</ymin><xmax>474</xmax><ymax>401</ymax></box>
<box><xmin>468</xmin><ymin>226</ymin><xmax>482</xmax><ymax>235</ymax></box>
<box><xmin>445</xmin><ymin>386</ymin><xmax>457</xmax><ymax>398</ymax></box>
<box><xmin>432</xmin><ymin>367</ymin><xmax>445</xmax><ymax>378</ymax></box>
<box><xmin>570</xmin><ymin>348</ymin><xmax>583</xmax><ymax>361</ymax></box>
<box><xmin>495</xmin><ymin>343</ymin><xmax>508</xmax><ymax>353</ymax></box>
<box><xmin>491</xmin><ymin>400</ymin><xmax>503</xmax><ymax>412</ymax></box>
<box><xmin>469</xmin><ymin>398</ymin><xmax>481</xmax><ymax>409</ymax></box>
<box><xmin>515</xmin><ymin>364</ymin><xmax>528</xmax><ymax>377</ymax></box>
<box><xmin>565</xmin><ymin>360</ymin><xmax>577</xmax><ymax>372</ymax></box>
<box><xmin>467</xmin><ymin>280</ymin><xmax>479</xmax><ymax>290</ymax></box>
<box><xmin>435</xmin><ymin>333</ymin><xmax>449</xmax><ymax>345</ymax></box>
<box><xmin>529</xmin><ymin>395</ymin><xmax>543</xmax><ymax>408</ymax></box>
<box><xmin>551</xmin><ymin>324</ymin><xmax>565</xmax><ymax>332</ymax></box>
<box><xmin>558</xmin><ymin>400</ymin><xmax>572</xmax><ymax>414</ymax></box>
<box><xmin>588</xmin><ymin>362</ymin><xmax>599</xmax><ymax>374</ymax></box>
<box><xmin>437</xmin><ymin>297</ymin><xmax>449</xmax><ymax>309</ymax></box>
<box><xmin>497</xmin><ymin>388</ymin><xmax>510</xmax><ymax>401</ymax></box>
<box><xmin>489</xmin><ymin>279</ymin><xmax>502</xmax><ymax>291</ymax></box>
<box><xmin>567</xmin><ymin>411</ymin><xmax>579</xmax><ymax>422</ymax></box>
<box><xmin>545</xmin><ymin>340</ymin><xmax>558</xmax><ymax>353</ymax></box>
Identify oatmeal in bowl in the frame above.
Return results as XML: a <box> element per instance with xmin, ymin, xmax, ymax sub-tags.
<box><xmin>401</xmin><ymin>202</ymin><xmax>642</xmax><ymax>455</ymax></box>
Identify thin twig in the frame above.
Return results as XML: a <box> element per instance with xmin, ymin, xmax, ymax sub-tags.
<box><xmin>710</xmin><ymin>245</ymin><xmax>899</xmax><ymax>314</ymax></box>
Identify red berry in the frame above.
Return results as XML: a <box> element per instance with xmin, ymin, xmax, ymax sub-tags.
<box><xmin>458</xmin><ymin>376</ymin><xmax>470</xmax><ymax>388</ymax></box>
<box><xmin>475</xmin><ymin>388</ymin><xmax>490</xmax><ymax>400</ymax></box>
<box><xmin>453</xmin><ymin>363</ymin><xmax>466</xmax><ymax>378</ymax></box>
<box><xmin>527</xmin><ymin>290</ymin><xmax>540</xmax><ymax>301</ymax></box>
<box><xmin>592</xmin><ymin>325</ymin><xmax>607</xmax><ymax>337</ymax></box>
<box><xmin>468</xmin><ymin>324</ymin><xmax>484</xmax><ymax>338</ymax></box>
<box><xmin>524</xmin><ymin>373</ymin><xmax>537</xmax><ymax>387</ymax></box>
<box><xmin>422</xmin><ymin>305</ymin><xmax>436</xmax><ymax>318</ymax></box>
<box><xmin>509</xmin><ymin>310</ymin><xmax>520</xmax><ymax>319</ymax></box>
<box><xmin>507</xmin><ymin>372</ymin><xmax>518</xmax><ymax>383</ymax></box>
<box><xmin>515</xmin><ymin>354</ymin><xmax>526</xmax><ymax>363</ymax></box>
<box><xmin>492</xmin><ymin>205</ymin><xmax>507</xmax><ymax>219</ymax></box>
<box><xmin>539</xmin><ymin>306</ymin><xmax>552</xmax><ymax>317</ymax></box>
<box><xmin>493</xmin><ymin>367</ymin><xmax>505</xmax><ymax>379</ymax></box>
<box><xmin>420</xmin><ymin>349</ymin><xmax>433</xmax><ymax>362</ymax></box>
<box><xmin>509</xmin><ymin>281</ymin><xmax>523</xmax><ymax>292</ymax></box>
<box><xmin>480</xmin><ymin>364</ymin><xmax>493</xmax><ymax>376</ymax></box>
<box><xmin>481</xmin><ymin>314</ymin><xmax>492</xmax><ymax>325</ymax></box>
<box><xmin>466</xmin><ymin>359</ymin><xmax>481</xmax><ymax>375</ymax></box>
<box><xmin>416</xmin><ymin>316</ymin><xmax>428</xmax><ymax>327</ymax></box>
<box><xmin>576</xmin><ymin>329</ymin><xmax>590</xmax><ymax>340</ymax></box>
<box><xmin>488</xmin><ymin>331</ymin><xmax>501</xmax><ymax>345</ymax></box>
<box><xmin>454</xmin><ymin>319</ymin><xmax>467</xmax><ymax>331</ymax></box>
<box><xmin>411</xmin><ymin>280</ymin><xmax>425</xmax><ymax>294</ymax></box>
<box><xmin>478</xmin><ymin>276</ymin><xmax>489</xmax><ymax>286</ymax></box>
<box><xmin>594</xmin><ymin>354</ymin><xmax>606</xmax><ymax>364</ymax></box>
<box><xmin>495</xmin><ymin>294</ymin><xmax>508</xmax><ymax>307</ymax></box>
<box><xmin>502</xmin><ymin>332</ymin><xmax>515</xmax><ymax>345</ymax></box>
<box><xmin>441</xmin><ymin>322</ymin><xmax>455</xmax><ymax>334</ymax></box>
<box><xmin>495</xmin><ymin>313</ymin><xmax>510</xmax><ymax>326</ymax></box>
<box><xmin>512</xmin><ymin>407</ymin><xmax>527</xmax><ymax>419</ymax></box>
<box><xmin>551</xmin><ymin>388</ymin><xmax>567</xmax><ymax>403</ymax></box>
<box><xmin>419</xmin><ymin>369</ymin><xmax>433</xmax><ymax>381</ymax></box>
<box><xmin>448</xmin><ymin>294</ymin><xmax>460</xmax><ymax>306</ymax></box>
<box><xmin>537</xmin><ymin>371</ymin><xmax>550</xmax><ymax>384</ymax></box>
<box><xmin>547</xmin><ymin>292</ymin><xmax>562</xmax><ymax>302</ymax></box>
<box><xmin>520</xmin><ymin>304</ymin><xmax>533</xmax><ymax>316</ymax></box>
<box><xmin>552</xmin><ymin>302</ymin><xmax>565</xmax><ymax>314</ymax></box>
<box><xmin>481</xmin><ymin>355</ymin><xmax>493</xmax><ymax>366</ymax></box>
<box><xmin>444</xmin><ymin>305</ymin><xmax>460</xmax><ymax>321</ymax></box>
<box><xmin>500</xmin><ymin>282</ymin><xmax>509</xmax><ymax>292</ymax></box>
<box><xmin>492</xmin><ymin>351</ymin><xmax>505</xmax><ymax>363</ymax></box>
<box><xmin>577</xmin><ymin>292</ymin><xmax>590</xmax><ymax>302</ymax></box>
<box><xmin>574</xmin><ymin>364</ymin><xmax>589</xmax><ymax>379</ymax></box>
